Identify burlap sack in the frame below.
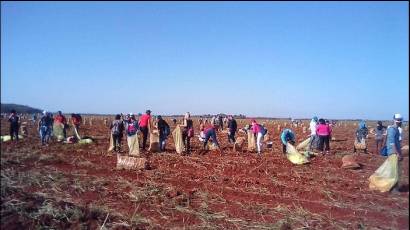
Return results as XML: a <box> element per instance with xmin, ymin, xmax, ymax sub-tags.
<box><xmin>369</xmin><ymin>154</ymin><xmax>399</xmax><ymax>192</ymax></box>
<box><xmin>116</xmin><ymin>155</ymin><xmax>146</xmax><ymax>170</ymax></box>
<box><xmin>108</xmin><ymin>134</ymin><xmax>115</xmax><ymax>152</ymax></box>
<box><xmin>172</xmin><ymin>125</ymin><xmax>185</xmax><ymax>154</ymax></box>
<box><xmin>234</xmin><ymin>137</ymin><xmax>246</xmax><ymax>152</ymax></box>
<box><xmin>148</xmin><ymin>131</ymin><xmax>160</xmax><ymax>153</ymax></box>
<box><xmin>354</xmin><ymin>138</ymin><xmax>367</xmax><ymax>150</ymax></box>
<box><xmin>247</xmin><ymin>132</ymin><xmax>256</xmax><ymax>152</ymax></box>
<box><xmin>341</xmin><ymin>155</ymin><xmax>360</xmax><ymax>169</ymax></box>
<box><xmin>53</xmin><ymin>123</ymin><xmax>65</xmax><ymax>142</ymax></box>
<box><xmin>127</xmin><ymin>134</ymin><xmax>140</xmax><ymax>157</ymax></box>
<box><xmin>286</xmin><ymin>143</ymin><xmax>309</xmax><ymax>165</ymax></box>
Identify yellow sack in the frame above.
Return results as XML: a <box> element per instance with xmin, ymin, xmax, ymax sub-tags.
<box><xmin>78</xmin><ymin>138</ymin><xmax>93</xmax><ymax>144</ymax></box>
<box><xmin>148</xmin><ymin>130</ymin><xmax>160</xmax><ymax>153</ymax></box>
<box><xmin>354</xmin><ymin>138</ymin><xmax>367</xmax><ymax>150</ymax></box>
<box><xmin>369</xmin><ymin>154</ymin><xmax>399</xmax><ymax>193</ymax></box>
<box><xmin>108</xmin><ymin>133</ymin><xmax>115</xmax><ymax>152</ymax></box>
<box><xmin>207</xmin><ymin>142</ymin><xmax>219</xmax><ymax>151</ymax></box>
<box><xmin>172</xmin><ymin>125</ymin><xmax>185</xmax><ymax>154</ymax></box>
<box><xmin>247</xmin><ymin>132</ymin><xmax>256</xmax><ymax>152</ymax></box>
<box><xmin>1</xmin><ymin>135</ymin><xmax>24</xmax><ymax>142</ymax></box>
<box><xmin>53</xmin><ymin>123</ymin><xmax>65</xmax><ymax>141</ymax></box>
<box><xmin>127</xmin><ymin>134</ymin><xmax>140</xmax><ymax>157</ymax></box>
<box><xmin>296</xmin><ymin>138</ymin><xmax>311</xmax><ymax>151</ymax></box>
<box><xmin>286</xmin><ymin>143</ymin><xmax>309</xmax><ymax>165</ymax></box>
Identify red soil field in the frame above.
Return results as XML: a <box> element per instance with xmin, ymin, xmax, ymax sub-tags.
<box><xmin>1</xmin><ymin>117</ymin><xmax>408</xmax><ymax>229</ymax></box>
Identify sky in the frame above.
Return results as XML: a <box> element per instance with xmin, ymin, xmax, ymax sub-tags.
<box><xmin>1</xmin><ymin>1</ymin><xmax>409</xmax><ymax>120</ymax></box>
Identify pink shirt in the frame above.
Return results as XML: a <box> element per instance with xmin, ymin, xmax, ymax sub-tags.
<box><xmin>252</xmin><ymin>123</ymin><xmax>261</xmax><ymax>134</ymax></box>
<box><xmin>316</xmin><ymin>124</ymin><xmax>331</xmax><ymax>136</ymax></box>
<box><xmin>139</xmin><ymin>114</ymin><xmax>151</xmax><ymax>127</ymax></box>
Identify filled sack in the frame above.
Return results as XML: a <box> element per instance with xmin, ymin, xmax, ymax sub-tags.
<box><xmin>116</xmin><ymin>155</ymin><xmax>147</xmax><ymax>170</ymax></box>
<box><xmin>53</xmin><ymin>123</ymin><xmax>65</xmax><ymax>142</ymax></box>
<box><xmin>172</xmin><ymin>125</ymin><xmax>185</xmax><ymax>154</ymax></box>
<box><xmin>354</xmin><ymin>138</ymin><xmax>367</xmax><ymax>150</ymax></box>
<box><xmin>341</xmin><ymin>155</ymin><xmax>361</xmax><ymax>169</ymax></box>
<box><xmin>234</xmin><ymin>137</ymin><xmax>246</xmax><ymax>152</ymax></box>
<box><xmin>296</xmin><ymin>138</ymin><xmax>311</xmax><ymax>151</ymax></box>
<box><xmin>286</xmin><ymin>143</ymin><xmax>310</xmax><ymax>165</ymax></box>
<box><xmin>1</xmin><ymin>135</ymin><xmax>24</xmax><ymax>142</ymax></box>
<box><xmin>148</xmin><ymin>130</ymin><xmax>160</xmax><ymax>153</ymax></box>
<box><xmin>127</xmin><ymin>134</ymin><xmax>140</xmax><ymax>157</ymax></box>
<box><xmin>247</xmin><ymin>132</ymin><xmax>256</xmax><ymax>152</ymax></box>
<box><xmin>369</xmin><ymin>154</ymin><xmax>399</xmax><ymax>192</ymax></box>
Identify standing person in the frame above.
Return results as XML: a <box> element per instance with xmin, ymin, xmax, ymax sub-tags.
<box><xmin>172</xmin><ymin>118</ymin><xmax>177</xmax><ymax>125</ymax></box>
<box><xmin>280</xmin><ymin>128</ymin><xmax>296</xmax><ymax>154</ymax></box>
<box><xmin>227</xmin><ymin>115</ymin><xmax>237</xmax><ymax>144</ymax></box>
<box><xmin>38</xmin><ymin>111</ymin><xmax>53</xmax><ymax>146</ymax></box>
<box><xmin>110</xmin><ymin>114</ymin><xmax>124</xmax><ymax>152</ymax></box>
<box><xmin>32</xmin><ymin>113</ymin><xmax>37</xmax><ymax>124</ymax></box>
<box><xmin>251</xmin><ymin>120</ymin><xmax>266</xmax><ymax>155</ymax></box>
<box><xmin>354</xmin><ymin>120</ymin><xmax>368</xmax><ymax>154</ymax></box>
<box><xmin>384</xmin><ymin>114</ymin><xmax>404</xmax><ymax>192</ymax></box>
<box><xmin>71</xmin><ymin>114</ymin><xmax>82</xmax><ymax>131</ymax></box>
<box><xmin>308</xmin><ymin>116</ymin><xmax>319</xmax><ymax>151</ymax></box>
<box><xmin>316</xmin><ymin>118</ymin><xmax>332</xmax><ymax>155</ymax></box>
<box><xmin>138</xmin><ymin>110</ymin><xmax>152</xmax><ymax>151</ymax></box>
<box><xmin>157</xmin><ymin>115</ymin><xmax>170</xmax><ymax>152</ymax></box>
<box><xmin>218</xmin><ymin>115</ymin><xmax>224</xmax><ymax>131</ymax></box>
<box><xmin>181</xmin><ymin>112</ymin><xmax>194</xmax><ymax>154</ymax></box>
<box><xmin>8</xmin><ymin>109</ymin><xmax>20</xmax><ymax>141</ymax></box>
<box><xmin>200</xmin><ymin>123</ymin><xmax>220</xmax><ymax>150</ymax></box>
<box><xmin>125</xmin><ymin>113</ymin><xmax>139</xmax><ymax>155</ymax></box>
<box><xmin>375</xmin><ymin>121</ymin><xmax>386</xmax><ymax>155</ymax></box>
<box><xmin>54</xmin><ymin>111</ymin><xmax>67</xmax><ymax>138</ymax></box>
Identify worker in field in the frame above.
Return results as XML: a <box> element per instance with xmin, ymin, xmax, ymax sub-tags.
<box><xmin>280</xmin><ymin>128</ymin><xmax>296</xmax><ymax>153</ymax></box>
<box><xmin>218</xmin><ymin>115</ymin><xmax>224</xmax><ymax>131</ymax></box>
<box><xmin>316</xmin><ymin>118</ymin><xmax>332</xmax><ymax>155</ymax></box>
<box><xmin>308</xmin><ymin>116</ymin><xmax>319</xmax><ymax>151</ymax></box>
<box><xmin>38</xmin><ymin>111</ymin><xmax>53</xmax><ymax>146</ymax></box>
<box><xmin>180</xmin><ymin>112</ymin><xmax>194</xmax><ymax>154</ymax></box>
<box><xmin>156</xmin><ymin>115</ymin><xmax>170</xmax><ymax>152</ymax></box>
<box><xmin>138</xmin><ymin>110</ymin><xmax>152</xmax><ymax>151</ymax></box>
<box><xmin>375</xmin><ymin>121</ymin><xmax>387</xmax><ymax>155</ymax></box>
<box><xmin>8</xmin><ymin>109</ymin><xmax>20</xmax><ymax>141</ymax></box>
<box><xmin>110</xmin><ymin>114</ymin><xmax>124</xmax><ymax>152</ymax></box>
<box><xmin>199</xmin><ymin>123</ymin><xmax>220</xmax><ymax>151</ymax></box>
<box><xmin>71</xmin><ymin>113</ymin><xmax>82</xmax><ymax>131</ymax></box>
<box><xmin>54</xmin><ymin>111</ymin><xmax>67</xmax><ymax>138</ymax></box>
<box><xmin>386</xmin><ymin>114</ymin><xmax>404</xmax><ymax>193</ymax></box>
<box><xmin>227</xmin><ymin>115</ymin><xmax>237</xmax><ymax>144</ymax></box>
<box><xmin>251</xmin><ymin>120</ymin><xmax>267</xmax><ymax>155</ymax></box>
<box><xmin>353</xmin><ymin>120</ymin><xmax>368</xmax><ymax>154</ymax></box>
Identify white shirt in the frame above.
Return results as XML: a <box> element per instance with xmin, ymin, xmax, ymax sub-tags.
<box><xmin>309</xmin><ymin>120</ymin><xmax>317</xmax><ymax>135</ymax></box>
<box><xmin>398</xmin><ymin>127</ymin><xmax>403</xmax><ymax>141</ymax></box>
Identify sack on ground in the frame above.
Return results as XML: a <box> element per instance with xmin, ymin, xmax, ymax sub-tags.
<box><xmin>341</xmin><ymin>155</ymin><xmax>361</xmax><ymax>169</ymax></box>
<box><xmin>286</xmin><ymin>143</ymin><xmax>309</xmax><ymax>165</ymax></box>
<box><xmin>78</xmin><ymin>138</ymin><xmax>93</xmax><ymax>144</ymax></box>
<box><xmin>172</xmin><ymin>125</ymin><xmax>185</xmax><ymax>154</ymax></box>
<box><xmin>247</xmin><ymin>132</ymin><xmax>256</xmax><ymax>152</ymax></box>
<box><xmin>234</xmin><ymin>137</ymin><xmax>246</xmax><ymax>152</ymax></box>
<box><xmin>116</xmin><ymin>155</ymin><xmax>146</xmax><ymax>170</ymax></box>
<box><xmin>296</xmin><ymin>138</ymin><xmax>311</xmax><ymax>151</ymax></box>
<box><xmin>127</xmin><ymin>134</ymin><xmax>140</xmax><ymax>156</ymax></box>
<box><xmin>1</xmin><ymin>135</ymin><xmax>24</xmax><ymax>142</ymax></box>
<box><xmin>368</xmin><ymin>154</ymin><xmax>399</xmax><ymax>192</ymax></box>
<box><xmin>148</xmin><ymin>131</ymin><xmax>160</xmax><ymax>152</ymax></box>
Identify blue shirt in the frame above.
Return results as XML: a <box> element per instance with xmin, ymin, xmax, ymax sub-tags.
<box><xmin>386</xmin><ymin>126</ymin><xmax>401</xmax><ymax>155</ymax></box>
<box><xmin>280</xmin><ymin>129</ymin><xmax>295</xmax><ymax>145</ymax></box>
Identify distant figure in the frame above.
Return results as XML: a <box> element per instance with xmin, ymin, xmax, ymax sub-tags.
<box><xmin>32</xmin><ymin>113</ymin><xmax>37</xmax><ymax>124</ymax></box>
<box><xmin>309</xmin><ymin>116</ymin><xmax>319</xmax><ymax>151</ymax></box>
<box><xmin>317</xmin><ymin>118</ymin><xmax>332</xmax><ymax>155</ymax></box>
<box><xmin>180</xmin><ymin>112</ymin><xmax>194</xmax><ymax>154</ymax></box>
<box><xmin>125</xmin><ymin>113</ymin><xmax>139</xmax><ymax>154</ymax></box>
<box><xmin>199</xmin><ymin>116</ymin><xmax>203</xmax><ymax>125</ymax></box>
<box><xmin>280</xmin><ymin>128</ymin><xmax>295</xmax><ymax>154</ymax></box>
<box><xmin>251</xmin><ymin>120</ymin><xmax>266</xmax><ymax>155</ymax></box>
<box><xmin>8</xmin><ymin>109</ymin><xmax>20</xmax><ymax>141</ymax></box>
<box><xmin>211</xmin><ymin>116</ymin><xmax>217</xmax><ymax>130</ymax></box>
<box><xmin>227</xmin><ymin>115</ymin><xmax>237</xmax><ymax>144</ymax></box>
<box><xmin>138</xmin><ymin>110</ymin><xmax>152</xmax><ymax>151</ymax></box>
<box><xmin>110</xmin><ymin>114</ymin><xmax>124</xmax><ymax>152</ymax></box>
<box><xmin>375</xmin><ymin>121</ymin><xmax>386</xmax><ymax>155</ymax></box>
<box><xmin>157</xmin><ymin>115</ymin><xmax>170</xmax><ymax>152</ymax></box>
<box><xmin>218</xmin><ymin>115</ymin><xmax>224</xmax><ymax>131</ymax></box>
<box><xmin>172</xmin><ymin>118</ymin><xmax>177</xmax><ymax>125</ymax></box>
<box><xmin>71</xmin><ymin>114</ymin><xmax>82</xmax><ymax>131</ymax></box>
<box><xmin>354</xmin><ymin>120</ymin><xmax>368</xmax><ymax>154</ymax></box>
<box><xmin>38</xmin><ymin>111</ymin><xmax>53</xmax><ymax>146</ymax></box>
<box><xmin>54</xmin><ymin>111</ymin><xmax>67</xmax><ymax>138</ymax></box>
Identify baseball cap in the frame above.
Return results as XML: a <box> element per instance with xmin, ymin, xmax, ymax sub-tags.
<box><xmin>394</xmin><ymin>114</ymin><xmax>403</xmax><ymax>121</ymax></box>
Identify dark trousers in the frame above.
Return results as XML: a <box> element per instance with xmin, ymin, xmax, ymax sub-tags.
<box><xmin>228</xmin><ymin>130</ymin><xmax>236</xmax><ymax>143</ymax></box>
<box><xmin>140</xmin><ymin>126</ymin><xmax>148</xmax><ymax>150</ymax></box>
<box><xmin>10</xmin><ymin>125</ymin><xmax>19</xmax><ymax>141</ymax></box>
<box><xmin>318</xmin><ymin>135</ymin><xmax>330</xmax><ymax>151</ymax></box>
<box><xmin>113</xmin><ymin>134</ymin><xmax>121</xmax><ymax>151</ymax></box>
<box><xmin>282</xmin><ymin>144</ymin><xmax>287</xmax><ymax>154</ymax></box>
<box><xmin>182</xmin><ymin>130</ymin><xmax>191</xmax><ymax>152</ymax></box>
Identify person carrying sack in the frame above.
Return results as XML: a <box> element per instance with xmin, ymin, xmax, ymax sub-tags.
<box><xmin>181</xmin><ymin>112</ymin><xmax>194</xmax><ymax>154</ymax></box>
<box><xmin>138</xmin><ymin>110</ymin><xmax>152</xmax><ymax>151</ymax></box>
<box><xmin>110</xmin><ymin>114</ymin><xmax>124</xmax><ymax>153</ymax></box>
<box><xmin>354</xmin><ymin>120</ymin><xmax>368</xmax><ymax>154</ymax></box>
<box><xmin>125</xmin><ymin>113</ymin><xmax>139</xmax><ymax>156</ymax></box>
<box><xmin>280</xmin><ymin>128</ymin><xmax>296</xmax><ymax>154</ymax></box>
<box><xmin>38</xmin><ymin>111</ymin><xmax>53</xmax><ymax>146</ymax></box>
<box><xmin>157</xmin><ymin>115</ymin><xmax>170</xmax><ymax>152</ymax></box>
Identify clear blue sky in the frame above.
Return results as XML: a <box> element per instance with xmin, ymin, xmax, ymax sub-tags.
<box><xmin>1</xmin><ymin>2</ymin><xmax>408</xmax><ymax>120</ymax></box>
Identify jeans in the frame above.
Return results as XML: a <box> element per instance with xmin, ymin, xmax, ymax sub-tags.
<box><xmin>159</xmin><ymin>134</ymin><xmax>167</xmax><ymax>151</ymax></box>
<box><xmin>318</xmin><ymin>135</ymin><xmax>330</xmax><ymax>152</ymax></box>
<box><xmin>203</xmin><ymin>129</ymin><xmax>219</xmax><ymax>148</ymax></box>
<box><xmin>10</xmin><ymin>125</ymin><xmax>19</xmax><ymax>141</ymax></box>
<box><xmin>39</xmin><ymin>126</ymin><xmax>51</xmax><ymax>144</ymax></box>
<box><xmin>112</xmin><ymin>134</ymin><xmax>121</xmax><ymax>151</ymax></box>
<box><xmin>182</xmin><ymin>129</ymin><xmax>191</xmax><ymax>152</ymax></box>
<box><xmin>140</xmin><ymin>126</ymin><xmax>148</xmax><ymax>150</ymax></box>
<box><xmin>256</xmin><ymin>132</ymin><xmax>263</xmax><ymax>154</ymax></box>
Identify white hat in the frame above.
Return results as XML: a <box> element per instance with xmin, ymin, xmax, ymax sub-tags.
<box><xmin>394</xmin><ymin>113</ymin><xmax>403</xmax><ymax>121</ymax></box>
<box><xmin>129</xmin><ymin>113</ymin><xmax>134</xmax><ymax>116</ymax></box>
<box><xmin>43</xmin><ymin>110</ymin><xmax>47</xmax><ymax>114</ymax></box>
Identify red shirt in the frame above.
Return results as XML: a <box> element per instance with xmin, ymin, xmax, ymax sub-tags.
<box><xmin>139</xmin><ymin>114</ymin><xmax>151</xmax><ymax>127</ymax></box>
<box><xmin>54</xmin><ymin>115</ymin><xmax>66</xmax><ymax>124</ymax></box>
